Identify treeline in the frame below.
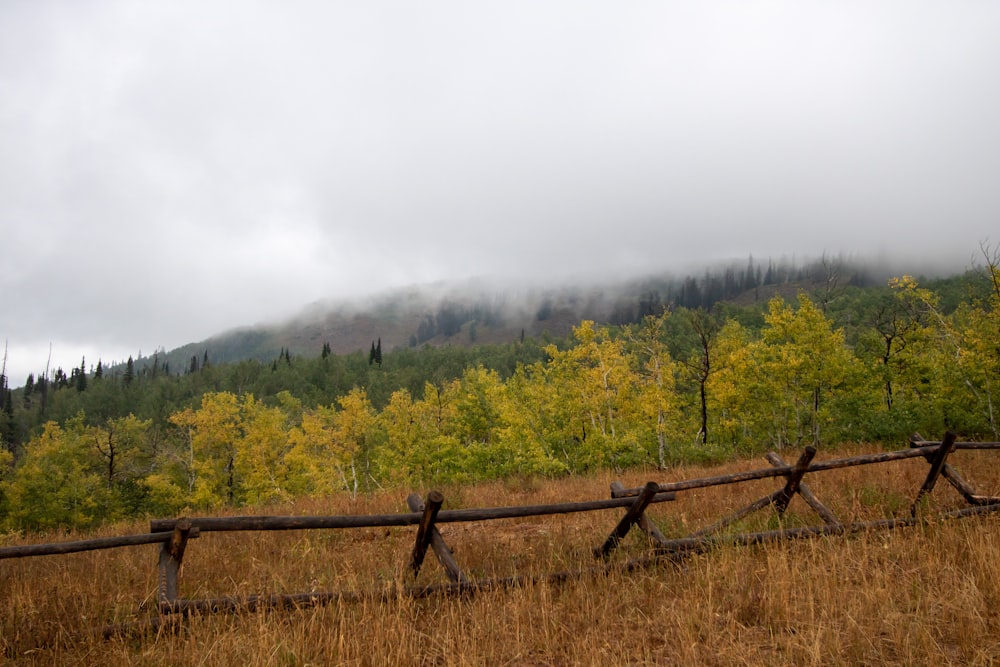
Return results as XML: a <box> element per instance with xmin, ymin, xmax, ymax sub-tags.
<box><xmin>0</xmin><ymin>261</ymin><xmax>998</xmax><ymax>532</ymax></box>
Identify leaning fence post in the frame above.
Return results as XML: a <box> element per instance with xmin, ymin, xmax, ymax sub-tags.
<box><xmin>610</xmin><ymin>481</ymin><xmax>668</xmax><ymax>547</ymax></box>
<box><xmin>765</xmin><ymin>451</ymin><xmax>839</xmax><ymax>526</ymax></box>
<box><xmin>595</xmin><ymin>481</ymin><xmax>659</xmax><ymax>558</ymax></box>
<box><xmin>910</xmin><ymin>433</ymin><xmax>997</xmax><ymax>507</ymax></box>
<box><xmin>911</xmin><ymin>431</ymin><xmax>958</xmax><ymax>516</ymax></box>
<box><xmin>772</xmin><ymin>446</ymin><xmax>816</xmax><ymax>515</ymax></box>
<box><xmin>407</xmin><ymin>493</ymin><xmax>468</xmax><ymax>584</ymax></box>
<box><xmin>157</xmin><ymin>518</ymin><xmax>191</xmax><ymax>612</ymax></box>
<box><xmin>410</xmin><ymin>491</ymin><xmax>444</xmax><ymax>576</ymax></box>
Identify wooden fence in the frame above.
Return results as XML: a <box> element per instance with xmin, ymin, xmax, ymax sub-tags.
<box><xmin>3</xmin><ymin>432</ymin><xmax>1000</xmax><ymax>637</ymax></box>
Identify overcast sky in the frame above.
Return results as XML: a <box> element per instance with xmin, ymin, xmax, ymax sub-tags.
<box><xmin>2</xmin><ymin>1</ymin><xmax>999</xmax><ymax>386</ymax></box>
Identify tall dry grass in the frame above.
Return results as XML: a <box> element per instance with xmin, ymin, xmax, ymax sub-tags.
<box><xmin>3</xmin><ymin>445</ymin><xmax>1000</xmax><ymax>665</ymax></box>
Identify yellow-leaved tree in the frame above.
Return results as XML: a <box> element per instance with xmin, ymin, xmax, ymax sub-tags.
<box><xmin>168</xmin><ymin>391</ymin><xmax>242</xmax><ymax>508</ymax></box>
<box><xmin>375</xmin><ymin>384</ymin><xmax>469</xmax><ymax>485</ymax></box>
<box><xmin>626</xmin><ymin>314</ymin><xmax>683</xmax><ymax>469</ymax></box>
<box><xmin>711</xmin><ymin>296</ymin><xmax>860</xmax><ymax>450</ymax></box>
<box><xmin>237</xmin><ymin>394</ymin><xmax>293</xmax><ymax>506</ymax></box>
<box><xmin>456</xmin><ymin>365</ymin><xmax>562</xmax><ymax>479</ymax></box>
<box><xmin>706</xmin><ymin>319</ymin><xmax>755</xmax><ymax>447</ymax></box>
<box><xmin>332</xmin><ymin>388</ymin><xmax>377</xmax><ymax>495</ymax></box>
<box><xmin>286</xmin><ymin>388</ymin><xmax>378</xmax><ymax>498</ymax></box>
<box><xmin>533</xmin><ymin>321</ymin><xmax>643</xmax><ymax>470</ymax></box>
<box><xmin>755</xmin><ymin>295</ymin><xmax>859</xmax><ymax>447</ymax></box>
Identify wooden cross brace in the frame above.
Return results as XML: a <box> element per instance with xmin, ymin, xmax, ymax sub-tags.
<box><xmin>407</xmin><ymin>492</ymin><xmax>468</xmax><ymax>584</ymax></box>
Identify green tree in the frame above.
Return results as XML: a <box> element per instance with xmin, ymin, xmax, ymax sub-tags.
<box><xmin>76</xmin><ymin>357</ymin><xmax>87</xmax><ymax>392</ymax></box>
<box><xmin>676</xmin><ymin>308</ymin><xmax>722</xmax><ymax>445</ymax></box>
<box><xmin>2</xmin><ymin>419</ymin><xmax>117</xmax><ymax>530</ymax></box>
<box><xmin>124</xmin><ymin>356</ymin><xmax>135</xmax><ymax>386</ymax></box>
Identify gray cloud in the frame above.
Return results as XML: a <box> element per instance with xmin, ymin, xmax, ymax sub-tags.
<box><xmin>2</xmin><ymin>1</ymin><xmax>999</xmax><ymax>384</ymax></box>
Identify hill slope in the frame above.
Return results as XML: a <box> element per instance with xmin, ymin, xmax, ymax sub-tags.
<box><xmin>141</xmin><ymin>255</ymin><xmax>894</xmax><ymax>373</ymax></box>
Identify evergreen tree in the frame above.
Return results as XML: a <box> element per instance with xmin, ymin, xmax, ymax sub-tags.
<box><xmin>1</xmin><ymin>387</ymin><xmax>13</xmax><ymax>451</ymax></box>
<box><xmin>744</xmin><ymin>255</ymin><xmax>758</xmax><ymax>290</ymax></box>
<box><xmin>23</xmin><ymin>373</ymin><xmax>34</xmax><ymax>408</ymax></box>
<box><xmin>76</xmin><ymin>357</ymin><xmax>87</xmax><ymax>392</ymax></box>
<box><xmin>37</xmin><ymin>375</ymin><xmax>48</xmax><ymax>414</ymax></box>
<box><xmin>95</xmin><ymin>360</ymin><xmax>103</xmax><ymax>380</ymax></box>
<box><xmin>375</xmin><ymin>338</ymin><xmax>382</xmax><ymax>367</ymax></box>
<box><xmin>124</xmin><ymin>356</ymin><xmax>135</xmax><ymax>386</ymax></box>
<box><xmin>369</xmin><ymin>341</ymin><xmax>377</xmax><ymax>365</ymax></box>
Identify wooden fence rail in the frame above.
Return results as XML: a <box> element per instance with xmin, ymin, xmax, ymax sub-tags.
<box><xmin>147</xmin><ymin>492</ymin><xmax>677</xmax><ymax>533</ymax></box>
<box><xmin>3</xmin><ymin>432</ymin><xmax>1000</xmax><ymax>639</ymax></box>
<box><xmin>0</xmin><ymin>529</ymin><xmax>200</xmax><ymax>560</ymax></box>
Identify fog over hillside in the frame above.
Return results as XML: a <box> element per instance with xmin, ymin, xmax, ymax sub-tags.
<box><xmin>131</xmin><ymin>251</ymin><xmax>948</xmax><ymax>376</ymax></box>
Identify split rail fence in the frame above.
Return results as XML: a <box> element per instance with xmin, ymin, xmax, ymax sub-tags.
<box><xmin>3</xmin><ymin>432</ymin><xmax>1000</xmax><ymax>636</ymax></box>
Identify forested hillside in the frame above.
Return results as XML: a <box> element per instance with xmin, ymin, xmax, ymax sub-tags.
<box><xmin>1</xmin><ymin>254</ymin><xmax>997</xmax><ymax>532</ymax></box>
<box><xmin>113</xmin><ymin>254</ymin><xmax>901</xmax><ymax>374</ymax></box>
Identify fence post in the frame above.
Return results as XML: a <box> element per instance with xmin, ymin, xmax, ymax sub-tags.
<box><xmin>910</xmin><ymin>433</ymin><xmax>998</xmax><ymax>507</ymax></box>
<box><xmin>765</xmin><ymin>451</ymin><xmax>839</xmax><ymax>526</ymax></box>
<box><xmin>595</xmin><ymin>482</ymin><xmax>659</xmax><ymax>558</ymax></box>
<box><xmin>610</xmin><ymin>482</ymin><xmax>668</xmax><ymax>547</ymax></box>
<box><xmin>911</xmin><ymin>431</ymin><xmax>958</xmax><ymax>516</ymax></box>
<box><xmin>157</xmin><ymin>518</ymin><xmax>191</xmax><ymax>611</ymax></box>
<box><xmin>407</xmin><ymin>493</ymin><xmax>468</xmax><ymax>584</ymax></box>
<box><xmin>772</xmin><ymin>446</ymin><xmax>816</xmax><ymax>515</ymax></box>
<box><xmin>410</xmin><ymin>491</ymin><xmax>444</xmax><ymax>576</ymax></box>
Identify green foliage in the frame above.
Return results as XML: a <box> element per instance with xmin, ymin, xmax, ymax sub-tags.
<box><xmin>3</xmin><ymin>263</ymin><xmax>1000</xmax><ymax>532</ymax></box>
<box><xmin>2</xmin><ymin>420</ymin><xmax>118</xmax><ymax>531</ymax></box>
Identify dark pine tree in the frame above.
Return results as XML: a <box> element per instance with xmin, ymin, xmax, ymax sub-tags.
<box><xmin>124</xmin><ymin>356</ymin><xmax>135</xmax><ymax>386</ymax></box>
<box><xmin>76</xmin><ymin>357</ymin><xmax>87</xmax><ymax>392</ymax></box>
<box><xmin>37</xmin><ymin>375</ymin><xmax>48</xmax><ymax>414</ymax></box>
<box><xmin>1</xmin><ymin>387</ymin><xmax>13</xmax><ymax>450</ymax></box>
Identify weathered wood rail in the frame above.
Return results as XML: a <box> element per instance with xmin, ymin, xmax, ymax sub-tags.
<box><xmin>2</xmin><ymin>432</ymin><xmax>999</xmax><ymax>638</ymax></box>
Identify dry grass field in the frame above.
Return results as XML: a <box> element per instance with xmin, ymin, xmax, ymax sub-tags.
<box><xmin>4</xmin><ymin>444</ymin><xmax>1000</xmax><ymax>666</ymax></box>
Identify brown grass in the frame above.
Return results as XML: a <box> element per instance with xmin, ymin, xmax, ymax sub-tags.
<box><xmin>4</xmin><ymin>446</ymin><xmax>1000</xmax><ymax>666</ymax></box>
